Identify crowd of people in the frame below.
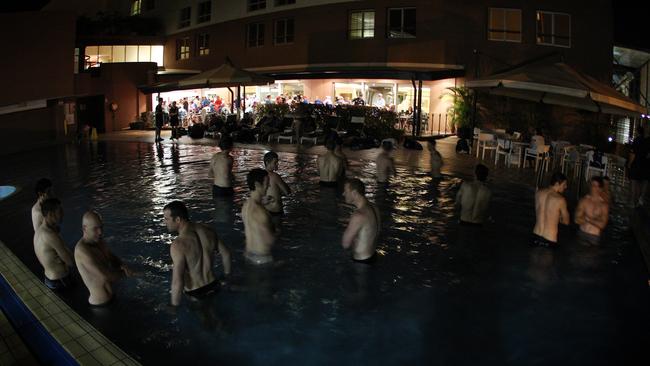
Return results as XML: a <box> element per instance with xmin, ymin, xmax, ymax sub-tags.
<box><xmin>29</xmin><ymin>132</ymin><xmax>614</xmax><ymax>309</ymax></box>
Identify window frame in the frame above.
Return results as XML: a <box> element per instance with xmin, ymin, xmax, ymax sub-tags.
<box><xmin>387</xmin><ymin>7</ymin><xmax>416</xmax><ymax>39</ymax></box>
<box><xmin>196</xmin><ymin>33</ymin><xmax>210</xmax><ymax>56</ymax></box>
<box><xmin>248</xmin><ymin>0</ymin><xmax>266</xmax><ymax>12</ymax></box>
<box><xmin>536</xmin><ymin>10</ymin><xmax>571</xmax><ymax>48</ymax></box>
<box><xmin>176</xmin><ymin>38</ymin><xmax>190</xmax><ymax>60</ymax></box>
<box><xmin>197</xmin><ymin>1</ymin><xmax>211</xmax><ymax>23</ymax></box>
<box><xmin>178</xmin><ymin>6</ymin><xmax>191</xmax><ymax>29</ymax></box>
<box><xmin>247</xmin><ymin>22</ymin><xmax>265</xmax><ymax>48</ymax></box>
<box><xmin>348</xmin><ymin>10</ymin><xmax>375</xmax><ymax>40</ymax></box>
<box><xmin>274</xmin><ymin>18</ymin><xmax>295</xmax><ymax>45</ymax></box>
<box><xmin>487</xmin><ymin>7</ymin><xmax>522</xmax><ymax>43</ymax></box>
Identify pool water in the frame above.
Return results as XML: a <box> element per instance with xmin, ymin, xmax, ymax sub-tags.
<box><xmin>0</xmin><ymin>140</ymin><xmax>648</xmax><ymax>365</ymax></box>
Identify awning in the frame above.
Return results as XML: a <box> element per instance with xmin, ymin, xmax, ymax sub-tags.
<box><xmin>178</xmin><ymin>57</ymin><xmax>274</xmax><ymax>89</ymax></box>
<box><xmin>465</xmin><ymin>58</ymin><xmax>647</xmax><ymax>116</ymax></box>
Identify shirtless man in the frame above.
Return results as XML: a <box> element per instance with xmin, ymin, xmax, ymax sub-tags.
<box><xmin>575</xmin><ymin>176</ymin><xmax>609</xmax><ymax>245</ymax></box>
<box><xmin>75</xmin><ymin>211</ymin><xmax>132</xmax><ymax>306</ymax></box>
<box><xmin>334</xmin><ymin>137</ymin><xmax>349</xmax><ymax>171</ymax></box>
<box><xmin>342</xmin><ymin>178</ymin><xmax>380</xmax><ymax>264</ymax></box>
<box><xmin>33</xmin><ymin>198</ymin><xmax>74</xmax><ymax>290</ymax></box>
<box><xmin>209</xmin><ymin>136</ymin><xmax>234</xmax><ymax>197</ymax></box>
<box><xmin>533</xmin><ymin>172</ymin><xmax>570</xmax><ymax>247</ymax></box>
<box><xmin>318</xmin><ymin>138</ymin><xmax>345</xmax><ymax>188</ymax></box>
<box><xmin>263</xmin><ymin>151</ymin><xmax>291</xmax><ymax>216</ymax></box>
<box><xmin>242</xmin><ymin>169</ymin><xmax>276</xmax><ymax>265</ymax></box>
<box><xmin>456</xmin><ymin>164</ymin><xmax>491</xmax><ymax>226</ymax></box>
<box><xmin>428</xmin><ymin>140</ymin><xmax>443</xmax><ymax>178</ymax></box>
<box><xmin>31</xmin><ymin>178</ymin><xmax>52</xmax><ymax>232</ymax></box>
<box><xmin>376</xmin><ymin>141</ymin><xmax>396</xmax><ymax>183</ymax></box>
<box><xmin>164</xmin><ymin>201</ymin><xmax>231</xmax><ymax>306</ymax></box>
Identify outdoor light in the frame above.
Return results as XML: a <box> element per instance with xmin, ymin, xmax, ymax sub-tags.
<box><xmin>608</xmin><ymin>136</ymin><xmax>613</xmax><ymax>142</ymax></box>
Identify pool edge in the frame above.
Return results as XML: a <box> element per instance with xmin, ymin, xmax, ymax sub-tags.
<box><xmin>0</xmin><ymin>240</ymin><xmax>141</xmax><ymax>366</ymax></box>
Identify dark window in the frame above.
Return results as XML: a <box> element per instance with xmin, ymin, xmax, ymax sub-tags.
<box><xmin>536</xmin><ymin>11</ymin><xmax>571</xmax><ymax>47</ymax></box>
<box><xmin>197</xmin><ymin>33</ymin><xmax>210</xmax><ymax>55</ymax></box>
<box><xmin>144</xmin><ymin>0</ymin><xmax>155</xmax><ymax>11</ymax></box>
<box><xmin>275</xmin><ymin>0</ymin><xmax>295</xmax><ymax>5</ymax></box>
<box><xmin>488</xmin><ymin>8</ymin><xmax>522</xmax><ymax>42</ymax></box>
<box><xmin>248</xmin><ymin>0</ymin><xmax>266</xmax><ymax>12</ymax></box>
<box><xmin>176</xmin><ymin>38</ymin><xmax>190</xmax><ymax>60</ymax></box>
<box><xmin>247</xmin><ymin>23</ymin><xmax>265</xmax><ymax>47</ymax></box>
<box><xmin>388</xmin><ymin>8</ymin><xmax>416</xmax><ymax>38</ymax></box>
<box><xmin>179</xmin><ymin>7</ymin><xmax>191</xmax><ymax>28</ymax></box>
<box><xmin>275</xmin><ymin>18</ymin><xmax>294</xmax><ymax>44</ymax></box>
<box><xmin>349</xmin><ymin>10</ymin><xmax>375</xmax><ymax>39</ymax></box>
<box><xmin>198</xmin><ymin>1</ymin><xmax>211</xmax><ymax>23</ymax></box>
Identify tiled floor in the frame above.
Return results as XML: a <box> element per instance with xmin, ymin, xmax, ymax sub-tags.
<box><xmin>0</xmin><ymin>241</ymin><xmax>140</xmax><ymax>366</ymax></box>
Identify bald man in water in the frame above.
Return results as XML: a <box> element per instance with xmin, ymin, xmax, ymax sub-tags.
<box><xmin>533</xmin><ymin>172</ymin><xmax>570</xmax><ymax>247</ymax></box>
<box><xmin>242</xmin><ymin>169</ymin><xmax>276</xmax><ymax>265</ymax></box>
<box><xmin>164</xmin><ymin>201</ymin><xmax>231</xmax><ymax>306</ymax></box>
<box><xmin>318</xmin><ymin>138</ymin><xmax>345</xmax><ymax>187</ymax></box>
<box><xmin>342</xmin><ymin>178</ymin><xmax>380</xmax><ymax>264</ymax></box>
<box><xmin>34</xmin><ymin>198</ymin><xmax>74</xmax><ymax>290</ymax></box>
<box><xmin>75</xmin><ymin>211</ymin><xmax>132</xmax><ymax>306</ymax></box>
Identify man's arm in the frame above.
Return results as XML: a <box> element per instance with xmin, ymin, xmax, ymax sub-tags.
<box><xmin>559</xmin><ymin>199</ymin><xmax>570</xmax><ymax>225</ymax></box>
<box><xmin>170</xmin><ymin>241</ymin><xmax>186</xmax><ymax>306</ymax></box>
<box><xmin>342</xmin><ymin>213</ymin><xmax>363</xmax><ymax>249</ymax></box>
<box><xmin>276</xmin><ymin>175</ymin><xmax>291</xmax><ymax>195</ymax></box>
<box><xmin>48</xmin><ymin>234</ymin><xmax>74</xmax><ymax>267</ymax></box>
<box><xmin>31</xmin><ymin>207</ymin><xmax>40</xmax><ymax>232</ymax></box>
<box><xmin>389</xmin><ymin>158</ymin><xmax>396</xmax><ymax>175</ymax></box>
<box><xmin>455</xmin><ymin>183</ymin><xmax>464</xmax><ymax>210</ymax></box>
<box><xmin>216</xmin><ymin>237</ymin><xmax>231</xmax><ymax>276</ymax></box>
<box><xmin>574</xmin><ymin>199</ymin><xmax>586</xmax><ymax>225</ymax></box>
<box><xmin>208</xmin><ymin>157</ymin><xmax>215</xmax><ymax>178</ymax></box>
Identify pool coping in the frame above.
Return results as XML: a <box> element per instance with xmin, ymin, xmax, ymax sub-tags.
<box><xmin>0</xmin><ymin>240</ymin><xmax>140</xmax><ymax>366</ymax></box>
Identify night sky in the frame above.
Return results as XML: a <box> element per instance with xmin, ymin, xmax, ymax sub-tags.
<box><xmin>2</xmin><ymin>1</ymin><xmax>648</xmax><ymax>50</ymax></box>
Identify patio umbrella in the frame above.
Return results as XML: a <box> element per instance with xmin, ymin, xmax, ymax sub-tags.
<box><xmin>465</xmin><ymin>59</ymin><xmax>647</xmax><ymax>116</ymax></box>
<box><xmin>177</xmin><ymin>57</ymin><xmax>274</xmax><ymax>89</ymax></box>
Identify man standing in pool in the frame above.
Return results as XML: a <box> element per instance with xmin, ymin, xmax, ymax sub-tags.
<box><xmin>376</xmin><ymin>140</ymin><xmax>396</xmax><ymax>183</ymax></box>
<box><xmin>32</xmin><ymin>178</ymin><xmax>53</xmax><ymax>232</ymax></box>
<box><xmin>455</xmin><ymin>164</ymin><xmax>491</xmax><ymax>226</ymax></box>
<box><xmin>164</xmin><ymin>201</ymin><xmax>231</xmax><ymax>306</ymax></box>
<box><xmin>34</xmin><ymin>198</ymin><xmax>74</xmax><ymax>290</ymax></box>
<box><xmin>263</xmin><ymin>151</ymin><xmax>291</xmax><ymax>216</ymax></box>
<box><xmin>242</xmin><ymin>169</ymin><xmax>276</xmax><ymax>265</ymax></box>
<box><xmin>75</xmin><ymin>211</ymin><xmax>133</xmax><ymax>306</ymax></box>
<box><xmin>533</xmin><ymin>172</ymin><xmax>570</xmax><ymax>247</ymax></box>
<box><xmin>318</xmin><ymin>138</ymin><xmax>345</xmax><ymax>188</ymax></box>
<box><xmin>209</xmin><ymin>135</ymin><xmax>234</xmax><ymax>197</ymax></box>
<box><xmin>575</xmin><ymin>176</ymin><xmax>609</xmax><ymax>245</ymax></box>
<box><xmin>342</xmin><ymin>178</ymin><xmax>380</xmax><ymax>264</ymax></box>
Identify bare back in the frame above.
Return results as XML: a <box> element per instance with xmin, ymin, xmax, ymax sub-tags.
<box><xmin>534</xmin><ymin>188</ymin><xmax>569</xmax><ymax>243</ymax></box>
<box><xmin>318</xmin><ymin>152</ymin><xmax>344</xmax><ymax>182</ymax></box>
<box><xmin>457</xmin><ymin>181</ymin><xmax>491</xmax><ymax>224</ymax></box>
<box><xmin>344</xmin><ymin>203</ymin><xmax>380</xmax><ymax>260</ymax></box>
<box><xmin>265</xmin><ymin>171</ymin><xmax>290</xmax><ymax>213</ymax></box>
<box><xmin>242</xmin><ymin>198</ymin><xmax>275</xmax><ymax>256</ymax></box>
<box><xmin>376</xmin><ymin>153</ymin><xmax>395</xmax><ymax>183</ymax></box>
<box><xmin>31</xmin><ymin>202</ymin><xmax>43</xmax><ymax>232</ymax></box>
<box><xmin>173</xmin><ymin>223</ymin><xmax>217</xmax><ymax>291</ymax></box>
<box><xmin>75</xmin><ymin>239</ymin><xmax>118</xmax><ymax>305</ymax></box>
<box><xmin>34</xmin><ymin>224</ymin><xmax>72</xmax><ymax>280</ymax></box>
<box><xmin>209</xmin><ymin>152</ymin><xmax>233</xmax><ymax>187</ymax></box>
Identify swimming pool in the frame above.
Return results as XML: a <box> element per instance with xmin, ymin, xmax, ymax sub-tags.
<box><xmin>0</xmin><ymin>140</ymin><xmax>648</xmax><ymax>365</ymax></box>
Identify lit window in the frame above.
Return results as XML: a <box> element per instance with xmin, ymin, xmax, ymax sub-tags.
<box><xmin>176</xmin><ymin>38</ymin><xmax>190</xmax><ymax>60</ymax></box>
<box><xmin>198</xmin><ymin>1</ymin><xmax>211</xmax><ymax>23</ymax></box>
<box><xmin>349</xmin><ymin>11</ymin><xmax>375</xmax><ymax>39</ymax></box>
<box><xmin>131</xmin><ymin>0</ymin><xmax>141</xmax><ymax>15</ymax></box>
<box><xmin>275</xmin><ymin>18</ymin><xmax>294</xmax><ymax>44</ymax></box>
<box><xmin>247</xmin><ymin>23</ymin><xmax>265</xmax><ymax>47</ymax></box>
<box><xmin>197</xmin><ymin>34</ymin><xmax>210</xmax><ymax>55</ymax></box>
<box><xmin>388</xmin><ymin>8</ymin><xmax>416</xmax><ymax>38</ymax></box>
<box><xmin>274</xmin><ymin>0</ymin><xmax>295</xmax><ymax>5</ymax></box>
<box><xmin>488</xmin><ymin>8</ymin><xmax>521</xmax><ymax>42</ymax></box>
<box><xmin>248</xmin><ymin>0</ymin><xmax>266</xmax><ymax>12</ymax></box>
<box><xmin>179</xmin><ymin>7</ymin><xmax>191</xmax><ymax>28</ymax></box>
<box><xmin>83</xmin><ymin>45</ymin><xmax>164</xmax><ymax>68</ymax></box>
<box><xmin>536</xmin><ymin>11</ymin><xmax>571</xmax><ymax>47</ymax></box>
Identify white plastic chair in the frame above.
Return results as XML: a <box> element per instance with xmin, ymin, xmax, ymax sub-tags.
<box><xmin>477</xmin><ymin>133</ymin><xmax>496</xmax><ymax>159</ymax></box>
<box><xmin>507</xmin><ymin>143</ymin><xmax>523</xmax><ymax>168</ymax></box>
<box><xmin>525</xmin><ymin>144</ymin><xmax>550</xmax><ymax>171</ymax></box>
<box><xmin>585</xmin><ymin>150</ymin><xmax>608</xmax><ymax>181</ymax></box>
<box><xmin>277</xmin><ymin>128</ymin><xmax>294</xmax><ymax>144</ymax></box>
<box><xmin>494</xmin><ymin>138</ymin><xmax>512</xmax><ymax>166</ymax></box>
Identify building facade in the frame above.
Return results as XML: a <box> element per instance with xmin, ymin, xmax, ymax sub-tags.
<box><xmin>0</xmin><ymin>0</ymin><xmax>614</xmax><ymax>154</ymax></box>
